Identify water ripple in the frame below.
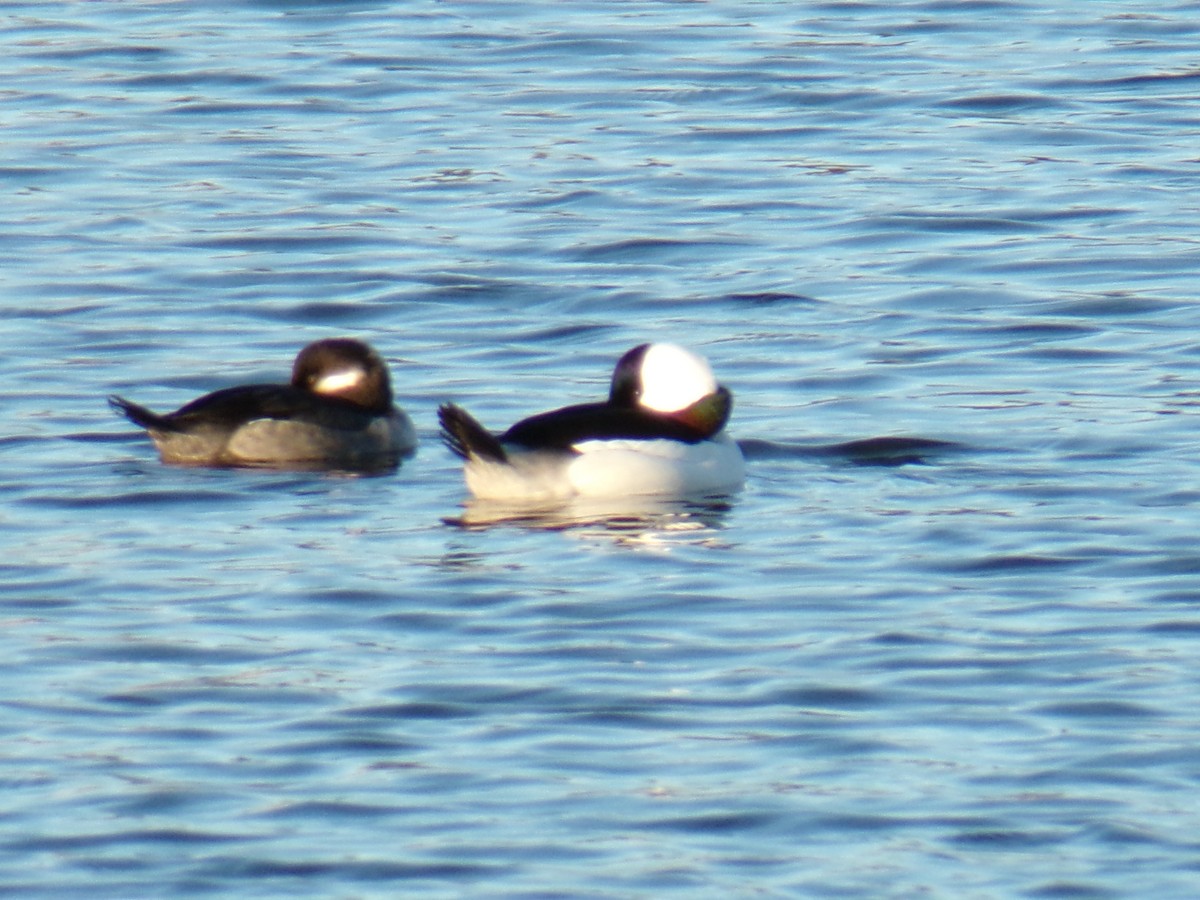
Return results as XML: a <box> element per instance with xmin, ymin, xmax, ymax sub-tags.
<box><xmin>4</xmin><ymin>1</ymin><xmax>1200</xmax><ymax>897</ymax></box>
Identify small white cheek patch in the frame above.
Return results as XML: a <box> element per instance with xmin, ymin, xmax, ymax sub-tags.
<box><xmin>313</xmin><ymin>368</ymin><xmax>364</xmax><ymax>395</ymax></box>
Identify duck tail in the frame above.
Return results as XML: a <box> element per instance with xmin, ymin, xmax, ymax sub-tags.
<box><xmin>108</xmin><ymin>395</ymin><xmax>173</xmax><ymax>431</ymax></box>
<box><xmin>438</xmin><ymin>403</ymin><xmax>507</xmax><ymax>462</ymax></box>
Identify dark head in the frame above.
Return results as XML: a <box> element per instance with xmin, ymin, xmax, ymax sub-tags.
<box><xmin>291</xmin><ymin>338</ymin><xmax>393</xmax><ymax>412</ymax></box>
<box><xmin>609</xmin><ymin>344</ymin><xmax>650</xmax><ymax>408</ymax></box>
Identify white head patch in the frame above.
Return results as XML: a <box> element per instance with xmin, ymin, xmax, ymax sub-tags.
<box><xmin>637</xmin><ymin>343</ymin><xmax>719</xmax><ymax>413</ymax></box>
<box><xmin>313</xmin><ymin>367</ymin><xmax>365</xmax><ymax>395</ymax></box>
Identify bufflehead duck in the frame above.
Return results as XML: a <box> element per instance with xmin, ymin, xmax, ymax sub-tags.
<box><xmin>438</xmin><ymin>343</ymin><xmax>744</xmax><ymax>501</ymax></box>
<box><xmin>109</xmin><ymin>338</ymin><xmax>416</xmax><ymax>471</ymax></box>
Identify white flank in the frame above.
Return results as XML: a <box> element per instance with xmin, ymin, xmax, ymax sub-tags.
<box><xmin>462</xmin><ymin>436</ymin><xmax>744</xmax><ymax>502</ymax></box>
<box><xmin>570</xmin><ymin>435</ymin><xmax>743</xmax><ymax>496</ymax></box>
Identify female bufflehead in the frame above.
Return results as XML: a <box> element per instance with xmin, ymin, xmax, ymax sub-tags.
<box><xmin>110</xmin><ymin>338</ymin><xmax>416</xmax><ymax>471</ymax></box>
<box><xmin>438</xmin><ymin>343</ymin><xmax>744</xmax><ymax>501</ymax></box>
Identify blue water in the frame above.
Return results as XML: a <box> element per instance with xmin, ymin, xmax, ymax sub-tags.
<box><xmin>4</xmin><ymin>1</ymin><xmax>1200</xmax><ymax>896</ymax></box>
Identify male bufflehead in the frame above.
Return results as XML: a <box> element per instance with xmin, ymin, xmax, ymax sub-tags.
<box><xmin>438</xmin><ymin>343</ymin><xmax>744</xmax><ymax>501</ymax></box>
<box><xmin>110</xmin><ymin>338</ymin><xmax>416</xmax><ymax>471</ymax></box>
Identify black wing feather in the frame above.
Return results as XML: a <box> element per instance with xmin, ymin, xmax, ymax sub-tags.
<box><xmin>108</xmin><ymin>395</ymin><xmax>172</xmax><ymax>431</ymax></box>
<box><xmin>438</xmin><ymin>403</ymin><xmax>508</xmax><ymax>462</ymax></box>
<box><xmin>111</xmin><ymin>384</ymin><xmax>376</xmax><ymax>433</ymax></box>
<box><xmin>502</xmin><ymin>402</ymin><xmax>707</xmax><ymax>449</ymax></box>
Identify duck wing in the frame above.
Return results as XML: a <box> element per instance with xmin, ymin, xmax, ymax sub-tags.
<box><xmin>112</xmin><ymin>384</ymin><xmax>376</xmax><ymax>433</ymax></box>
<box><xmin>502</xmin><ymin>401</ymin><xmax>710</xmax><ymax>450</ymax></box>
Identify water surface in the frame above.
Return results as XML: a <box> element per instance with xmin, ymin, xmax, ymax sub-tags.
<box><xmin>3</xmin><ymin>2</ymin><xmax>1200</xmax><ymax>897</ymax></box>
